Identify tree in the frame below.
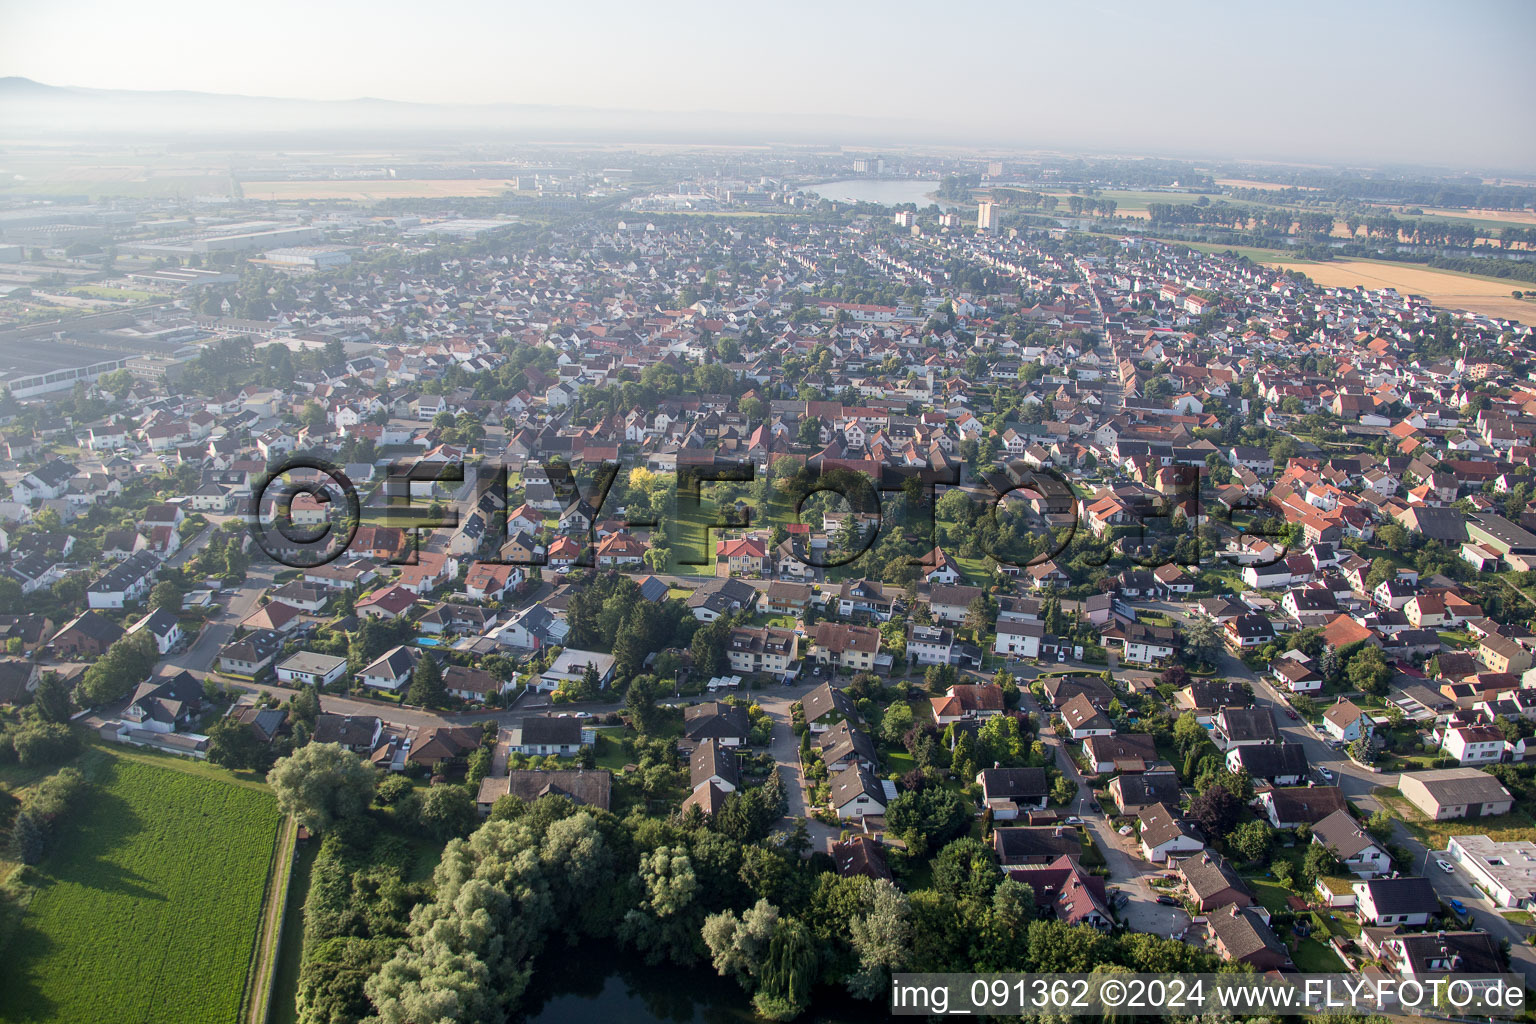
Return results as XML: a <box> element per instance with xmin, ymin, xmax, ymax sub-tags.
<box><xmin>703</xmin><ymin>898</ymin><xmax>780</xmax><ymax>987</ymax></box>
<box><xmin>1227</xmin><ymin>819</ymin><xmax>1274</xmax><ymax>863</ymax></box>
<box><xmin>406</xmin><ymin>654</ymin><xmax>445</xmax><ymax>707</ymax></box>
<box><xmin>1182</xmin><ymin>616</ymin><xmax>1223</xmax><ymax>668</ymax></box>
<box><xmin>1188</xmin><ymin>786</ymin><xmax>1240</xmax><ymax>841</ymax></box>
<box><xmin>1347</xmin><ymin>645</ymin><xmax>1391</xmax><ymax>696</ymax></box>
<box><xmin>1160</xmin><ymin>664</ymin><xmax>1190</xmax><ymax>690</ymax></box>
<box><xmin>418</xmin><ymin>784</ymin><xmax>477</xmax><ymax>840</ymax></box>
<box><xmin>1172</xmin><ymin>711</ymin><xmax>1207</xmax><ymax>753</ymax></box>
<box><xmin>207</xmin><ymin>716</ymin><xmax>265</xmax><ymax>770</ymax></box>
<box><xmin>963</xmin><ymin>593</ymin><xmax>996</xmax><ymax>635</ymax></box>
<box><xmin>1302</xmin><ymin>841</ymin><xmax>1342</xmax><ymax>884</ymax></box>
<box><xmin>753</xmin><ymin>918</ymin><xmax>816</xmax><ymax>1021</ymax></box>
<box><xmin>691</xmin><ymin>618</ymin><xmax>732</xmax><ymax>677</ymax></box>
<box><xmin>931</xmin><ymin>837</ymin><xmax>1003</xmax><ymax>902</ymax></box>
<box><xmin>846</xmin><ymin>880</ymin><xmax>913</xmax><ymax>999</ymax></box>
<box><xmin>11</xmin><ymin>721</ymin><xmax>81</xmax><ymax>767</ymax></box>
<box><xmin>78</xmin><ymin>631</ymin><xmax>158</xmax><ymax>705</ymax></box>
<box><xmin>879</xmin><ymin>702</ymin><xmax>915</xmax><ymax>745</ymax></box>
<box><xmin>267</xmin><ymin>742</ymin><xmax>377</xmax><ymax>833</ymax></box>
<box><xmin>149</xmin><ymin>580</ymin><xmax>182</xmax><ymax>613</ymax></box>
<box><xmin>885</xmin><ymin>787</ymin><xmax>968</xmax><ymax>856</ymax></box>
<box><xmin>29</xmin><ymin>672</ymin><xmax>71</xmax><ymax>723</ymax></box>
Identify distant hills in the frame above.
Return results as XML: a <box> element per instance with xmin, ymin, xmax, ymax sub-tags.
<box><xmin>0</xmin><ymin>76</ymin><xmax>935</xmax><ymax>146</ymax></box>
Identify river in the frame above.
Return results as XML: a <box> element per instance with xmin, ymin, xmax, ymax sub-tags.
<box><xmin>806</xmin><ymin>179</ymin><xmax>955</xmax><ymax>210</ymax></box>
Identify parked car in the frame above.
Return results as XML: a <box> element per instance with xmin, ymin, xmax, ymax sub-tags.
<box><xmin>1437</xmin><ymin>859</ymin><xmax>1455</xmax><ymax>873</ymax></box>
<box><xmin>1449</xmin><ymin>898</ymin><xmax>1467</xmax><ymax>915</ymax></box>
<box><xmin>1318</xmin><ymin>768</ymin><xmax>1334</xmax><ymax>781</ymax></box>
<box><xmin>1156</xmin><ymin>895</ymin><xmax>1180</xmax><ymax>907</ymax></box>
<box><xmin>1286</xmin><ymin>708</ymin><xmax>1299</xmax><ymax>720</ymax></box>
<box><xmin>1064</xmin><ymin>816</ymin><xmax>1083</xmax><ymax>825</ymax></box>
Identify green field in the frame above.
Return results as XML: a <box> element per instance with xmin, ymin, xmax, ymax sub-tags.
<box><xmin>1</xmin><ymin>753</ymin><xmax>281</xmax><ymax>1024</ymax></box>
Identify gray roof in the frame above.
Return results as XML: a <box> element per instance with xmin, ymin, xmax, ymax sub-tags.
<box><xmin>1401</xmin><ymin>767</ymin><xmax>1513</xmax><ymax>805</ymax></box>
<box><xmin>829</xmin><ymin>764</ymin><xmax>884</xmax><ymax>810</ymax></box>
<box><xmin>815</xmin><ymin>720</ymin><xmax>879</xmax><ymax>767</ymax></box>
<box><xmin>801</xmin><ymin>682</ymin><xmax>858</xmax><ymax>725</ymax></box>
<box><xmin>690</xmin><ymin>739</ymin><xmax>741</xmax><ymax>790</ymax></box>
<box><xmin>515</xmin><ymin>716</ymin><xmax>583</xmax><ymax>746</ymax></box>
<box><xmin>1228</xmin><ymin>742</ymin><xmax>1309</xmax><ymax>780</ymax></box>
<box><xmin>1359</xmin><ymin>876</ymin><xmax>1440</xmax><ymax>916</ymax></box>
<box><xmin>1311</xmin><ymin>808</ymin><xmax>1378</xmax><ymax>861</ymax></box>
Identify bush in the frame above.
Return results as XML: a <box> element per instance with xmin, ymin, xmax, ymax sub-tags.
<box><xmin>9</xmin><ymin>765</ymin><xmax>88</xmax><ymax>864</ymax></box>
<box><xmin>12</xmin><ymin>722</ymin><xmax>81</xmax><ymax>768</ymax></box>
<box><xmin>375</xmin><ymin>774</ymin><xmax>413</xmax><ymax>806</ymax></box>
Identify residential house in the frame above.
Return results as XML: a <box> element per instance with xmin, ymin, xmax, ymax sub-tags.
<box><xmin>1139</xmin><ymin>801</ymin><xmax>1205</xmax><ymax>863</ymax></box>
<box><xmin>359</xmin><ymin>645</ymin><xmax>422</xmax><ymax>692</ymax></box>
<box><xmin>802</xmin><ymin>682</ymin><xmax>860</xmax><ymax>733</ymax></box>
<box><xmin>809</xmin><ymin>622</ymin><xmax>882</xmax><ymax>673</ymax></box>
<box><xmin>276</xmin><ymin>651</ymin><xmax>349</xmax><ymax>688</ymax></box>
<box><xmin>1260</xmin><ymin>785</ymin><xmax>1347</xmax><ymax>828</ymax></box>
<box><xmin>682</xmin><ymin>701</ymin><xmax>751</xmax><ymax>746</ymax></box>
<box><xmin>510</xmin><ymin>717</ymin><xmax>592</xmax><ymax>756</ymax></box>
<box><xmin>538</xmin><ymin>649</ymin><xmax>616</xmax><ymax>693</ymax></box>
<box><xmin>829</xmin><ymin>764</ymin><xmax>887</xmax><ymax>819</ymax></box>
<box><xmin>1312</xmin><ymin>808</ymin><xmax>1390</xmax><ymax>878</ymax></box>
<box><xmin>1353</xmin><ymin>876</ymin><xmax>1440</xmax><ymax>927</ymax></box>
<box><xmin>977</xmin><ymin>767</ymin><xmax>1049</xmax><ymax>819</ymax></box>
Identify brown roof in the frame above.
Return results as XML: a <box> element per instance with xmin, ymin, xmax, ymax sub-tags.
<box><xmin>831</xmin><ymin>835</ymin><xmax>892</xmax><ymax>880</ymax></box>
<box><xmin>1265</xmin><ymin>785</ymin><xmax>1347</xmax><ymax>825</ymax></box>
<box><xmin>478</xmin><ymin>769</ymin><xmax>612</xmax><ymax>811</ymax></box>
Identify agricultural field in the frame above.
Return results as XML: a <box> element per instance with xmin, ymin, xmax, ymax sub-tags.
<box><xmin>1372</xmin><ymin>205</ymin><xmax>1536</xmax><ymax>229</ymax></box>
<box><xmin>1265</xmin><ymin>258</ymin><xmax>1535</xmax><ymax>323</ymax></box>
<box><xmin>241</xmin><ymin>178</ymin><xmax>515</xmax><ymax>201</ymax></box>
<box><xmin>0</xmin><ymin>752</ymin><xmax>281</xmax><ymax>1024</ymax></box>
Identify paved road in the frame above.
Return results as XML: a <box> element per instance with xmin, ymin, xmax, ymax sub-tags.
<box><xmin>1145</xmin><ymin>599</ymin><xmax>1536</xmax><ymax>982</ymax></box>
<box><xmin>1017</xmin><ymin>678</ymin><xmax>1192</xmax><ymax>936</ymax></box>
<box><xmin>161</xmin><ymin>562</ymin><xmax>278</xmax><ymax>676</ymax></box>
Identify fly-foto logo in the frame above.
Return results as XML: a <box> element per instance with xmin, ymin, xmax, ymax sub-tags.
<box><xmin>247</xmin><ymin>453</ymin><xmax>1291</xmax><ymax>572</ymax></box>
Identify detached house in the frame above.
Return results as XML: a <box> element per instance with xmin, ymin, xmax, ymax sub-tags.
<box><xmin>1321</xmin><ymin>698</ymin><xmax>1373</xmax><ymax>744</ymax></box>
<box><xmin>1311</xmin><ymin>808</ymin><xmax>1390</xmax><ymax>878</ymax></box>
<box><xmin>359</xmin><ymin>645</ymin><xmax>421</xmax><ymax>692</ymax></box>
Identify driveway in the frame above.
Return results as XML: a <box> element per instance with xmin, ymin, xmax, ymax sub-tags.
<box><xmin>1018</xmin><ymin>684</ymin><xmax>1187</xmax><ymax>931</ymax></box>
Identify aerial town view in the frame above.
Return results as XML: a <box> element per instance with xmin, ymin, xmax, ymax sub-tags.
<box><xmin>0</xmin><ymin>2</ymin><xmax>1534</xmax><ymax>1023</ymax></box>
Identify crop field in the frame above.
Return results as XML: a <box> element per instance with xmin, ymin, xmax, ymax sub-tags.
<box><xmin>0</xmin><ymin>754</ymin><xmax>281</xmax><ymax>1024</ymax></box>
<box><xmin>1265</xmin><ymin>258</ymin><xmax>1534</xmax><ymax>323</ymax></box>
<box><xmin>241</xmin><ymin>178</ymin><xmax>514</xmax><ymax>201</ymax></box>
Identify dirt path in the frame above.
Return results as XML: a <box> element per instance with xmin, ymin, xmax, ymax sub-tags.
<box><xmin>244</xmin><ymin>815</ymin><xmax>298</xmax><ymax>1024</ymax></box>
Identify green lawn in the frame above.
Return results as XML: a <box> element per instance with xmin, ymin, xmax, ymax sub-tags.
<box><xmin>1</xmin><ymin>753</ymin><xmax>281</xmax><ymax>1024</ymax></box>
<box><xmin>884</xmin><ymin>750</ymin><xmax>915</xmax><ymax>779</ymax></box>
<box><xmin>593</xmin><ymin>729</ymin><xmax>634</xmax><ymax>771</ymax></box>
<box><xmin>1291</xmin><ymin>935</ymin><xmax>1345</xmax><ymax>972</ymax></box>
<box><xmin>267</xmin><ymin>838</ymin><xmax>320</xmax><ymax>1024</ymax></box>
<box><xmin>1249</xmin><ymin>878</ymin><xmax>1296</xmax><ymax>914</ymax></box>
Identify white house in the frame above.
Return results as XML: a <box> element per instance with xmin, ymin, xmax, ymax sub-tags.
<box><xmin>359</xmin><ymin>645</ymin><xmax>420</xmax><ymax>691</ymax></box>
<box><xmin>1321</xmin><ymin>699</ymin><xmax>1372</xmax><ymax>744</ymax></box>
<box><xmin>1352</xmin><ymin>876</ymin><xmax>1440</xmax><ymax>926</ymax></box>
<box><xmin>276</xmin><ymin>651</ymin><xmax>349</xmax><ymax>688</ymax></box>
<box><xmin>1139</xmin><ymin>802</ymin><xmax>1205</xmax><ymax>863</ymax></box>
<box><xmin>994</xmin><ymin>619</ymin><xmax>1043</xmax><ymax>659</ymax></box>
<box><xmin>829</xmin><ymin>765</ymin><xmax>887</xmax><ymax>819</ymax></box>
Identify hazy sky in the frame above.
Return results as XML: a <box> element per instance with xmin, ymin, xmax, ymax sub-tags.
<box><xmin>3</xmin><ymin>0</ymin><xmax>1534</xmax><ymax>169</ymax></box>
